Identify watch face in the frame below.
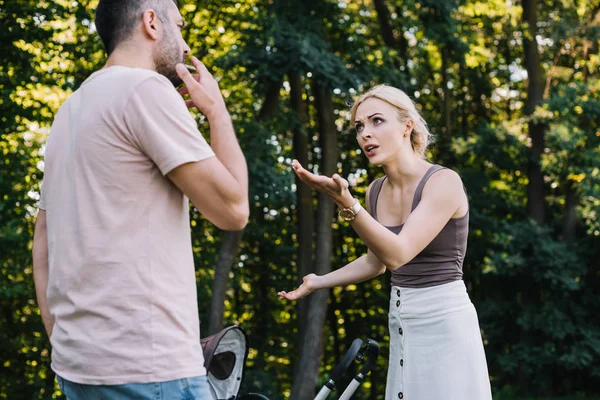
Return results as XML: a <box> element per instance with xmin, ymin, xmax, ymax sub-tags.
<box><xmin>339</xmin><ymin>209</ymin><xmax>356</xmax><ymax>221</ymax></box>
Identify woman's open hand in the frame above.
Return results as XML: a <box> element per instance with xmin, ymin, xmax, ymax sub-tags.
<box><xmin>291</xmin><ymin>160</ymin><xmax>354</xmax><ymax>208</ymax></box>
<box><xmin>277</xmin><ymin>273</ymin><xmax>320</xmax><ymax>301</ymax></box>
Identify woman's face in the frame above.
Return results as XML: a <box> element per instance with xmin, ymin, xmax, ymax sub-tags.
<box><xmin>354</xmin><ymin>97</ymin><xmax>412</xmax><ymax>165</ymax></box>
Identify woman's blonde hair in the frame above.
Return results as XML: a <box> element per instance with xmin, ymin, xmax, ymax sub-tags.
<box><xmin>350</xmin><ymin>84</ymin><xmax>433</xmax><ymax>157</ymax></box>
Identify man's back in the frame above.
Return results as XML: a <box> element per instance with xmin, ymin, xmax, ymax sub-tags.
<box><xmin>40</xmin><ymin>66</ymin><xmax>214</xmax><ymax>384</ymax></box>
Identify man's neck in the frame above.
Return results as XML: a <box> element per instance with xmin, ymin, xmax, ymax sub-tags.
<box><xmin>104</xmin><ymin>47</ymin><xmax>155</xmax><ymax>71</ymax></box>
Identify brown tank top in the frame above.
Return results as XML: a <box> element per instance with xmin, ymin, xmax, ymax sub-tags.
<box><xmin>369</xmin><ymin>165</ymin><xmax>468</xmax><ymax>288</ymax></box>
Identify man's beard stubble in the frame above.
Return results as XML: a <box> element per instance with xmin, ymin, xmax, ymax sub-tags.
<box><xmin>154</xmin><ymin>28</ymin><xmax>184</xmax><ymax>87</ymax></box>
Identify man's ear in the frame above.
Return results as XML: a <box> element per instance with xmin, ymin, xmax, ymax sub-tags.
<box><xmin>142</xmin><ymin>9</ymin><xmax>160</xmax><ymax>40</ymax></box>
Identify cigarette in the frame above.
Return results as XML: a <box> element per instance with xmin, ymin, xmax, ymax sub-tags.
<box><xmin>185</xmin><ymin>65</ymin><xmax>196</xmax><ymax>72</ymax></box>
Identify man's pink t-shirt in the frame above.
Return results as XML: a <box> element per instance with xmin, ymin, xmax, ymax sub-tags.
<box><xmin>39</xmin><ymin>66</ymin><xmax>214</xmax><ymax>384</ymax></box>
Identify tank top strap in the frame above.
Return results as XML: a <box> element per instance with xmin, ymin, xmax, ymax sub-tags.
<box><xmin>411</xmin><ymin>165</ymin><xmax>446</xmax><ymax>211</ymax></box>
<box><xmin>369</xmin><ymin>176</ymin><xmax>387</xmax><ymax>220</ymax></box>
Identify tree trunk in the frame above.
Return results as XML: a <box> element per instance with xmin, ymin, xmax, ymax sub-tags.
<box><xmin>207</xmin><ymin>80</ymin><xmax>281</xmax><ymax>334</ymax></box>
<box><xmin>442</xmin><ymin>47</ymin><xmax>452</xmax><ymax>138</ymax></box>
<box><xmin>290</xmin><ymin>83</ymin><xmax>338</xmax><ymax>400</ymax></box>
<box><xmin>585</xmin><ymin>8</ymin><xmax>600</xmax><ymax>80</ymax></box>
<box><xmin>372</xmin><ymin>0</ymin><xmax>409</xmax><ymax>73</ymax></box>
<box><xmin>253</xmin><ymin>212</ymin><xmax>270</xmax><ymax>372</ymax></box>
<box><xmin>258</xmin><ymin>80</ymin><xmax>283</xmax><ymax>121</ymax></box>
<box><xmin>373</xmin><ymin>0</ymin><xmax>399</xmax><ymax>51</ymax></box>
<box><xmin>561</xmin><ymin>180</ymin><xmax>577</xmax><ymax>241</ymax></box>
<box><xmin>503</xmin><ymin>24</ymin><xmax>514</xmax><ymax>119</ymax></box>
<box><xmin>208</xmin><ymin>230</ymin><xmax>244</xmax><ymax>335</ymax></box>
<box><xmin>459</xmin><ymin>68</ymin><xmax>468</xmax><ymax>137</ymax></box>
<box><xmin>327</xmin><ymin>284</ymin><xmax>341</xmax><ymax>363</ymax></box>
<box><xmin>439</xmin><ymin>46</ymin><xmax>454</xmax><ymax>165</ymax></box>
<box><xmin>522</xmin><ymin>0</ymin><xmax>546</xmax><ymax>225</ymax></box>
<box><xmin>560</xmin><ymin>9</ymin><xmax>599</xmax><ymax>240</ymax></box>
<box><xmin>393</xmin><ymin>6</ymin><xmax>409</xmax><ymax>56</ymax></box>
<box><xmin>518</xmin><ymin>1</ymin><xmax>547</xmax><ymax>389</ymax></box>
<box><xmin>289</xmin><ymin>71</ymin><xmax>314</xmax><ymax>355</ymax></box>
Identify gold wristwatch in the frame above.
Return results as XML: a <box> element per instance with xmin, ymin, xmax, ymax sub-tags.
<box><xmin>338</xmin><ymin>199</ymin><xmax>362</xmax><ymax>222</ymax></box>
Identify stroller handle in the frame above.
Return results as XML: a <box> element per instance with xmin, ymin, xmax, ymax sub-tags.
<box><xmin>329</xmin><ymin>339</ymin><xmax>364</xmax><ymax>384</ymax></box>
<box><xmin>358</xmin><ymin>338</ymin><xmax>380</xmax><ymax>376</ymax></box>
<box><xmin>314</xmin><ymin>338</ymin><xmax>380</xmax><ymax>400</ymax></box>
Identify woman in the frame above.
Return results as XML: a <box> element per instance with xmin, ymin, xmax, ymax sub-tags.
<box><xmin>278</xmin><ymin>85</ymin><xmax>492</xmax><ymax>400</ymax></box>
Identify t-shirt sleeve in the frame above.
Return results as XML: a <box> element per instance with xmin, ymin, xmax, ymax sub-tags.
<box><xmin>38</xmin><ymin>181</ymin><xmax>47</xmax><ymax>210</ymax></box>
<box><xmin>123</xmin><ymin>75</ymin><xmax>215</xmax><ymax>175</ymax></box>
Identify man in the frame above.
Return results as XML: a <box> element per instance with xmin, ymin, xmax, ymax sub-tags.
<box><xmin>32</xmin><ymin>0</ymin><xmax>249</xmax><ymax>398</ymax></box>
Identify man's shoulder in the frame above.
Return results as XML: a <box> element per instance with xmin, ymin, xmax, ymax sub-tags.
<box><xmin>82</xmin><ymin>66</ymin><xmax>173</xmax><ymax>92</ymax></box>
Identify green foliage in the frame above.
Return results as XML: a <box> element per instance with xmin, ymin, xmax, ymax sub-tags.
<box><xmin>1</xmin><ymin>0</ymin><xmax>599</xmax><ymax>398</ymax></box>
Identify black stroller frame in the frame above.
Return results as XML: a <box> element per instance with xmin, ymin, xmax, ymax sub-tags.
<box><xmin>201</xmin><ymin>325</ymin><xmax>380</xmax><ymax>400</ymax></box>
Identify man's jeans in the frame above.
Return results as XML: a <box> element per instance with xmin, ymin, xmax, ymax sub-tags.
<box><xmin>57</xmin><ymin>375</ymin><xmax>214</xmax><ymax>400</ymax></box>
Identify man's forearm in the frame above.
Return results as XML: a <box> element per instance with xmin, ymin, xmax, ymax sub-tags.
<box><xmin>208</xmin><ymin>110</ymin><xmax>248</xmax><ymax>193</ymax></box>
<box><xmin>34</xmin><ymin>270</ymin><xmax>53</xmax><ymax>337</ymax></box>
<box><xmin>33</xmin><ymin>212</ymin><xmax>54</xmax><ymax>338</ymax></box>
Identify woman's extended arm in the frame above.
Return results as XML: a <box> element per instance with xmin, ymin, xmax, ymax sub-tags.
<box><xmin>278</xmin><ymin>250</ymin><xmax>385</xmax><ymax>300</ymax></box>
<box><xmin>291</xmin><ymin>160</ymin><xmax>466</xmax><ymax>270</ymax></box>
<box><xmin>278</xmin><ymin>180</ymin><xmax>387</xmax><ymax>301</ymax></box>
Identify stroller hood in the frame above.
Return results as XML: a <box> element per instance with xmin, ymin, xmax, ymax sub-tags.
<box><xmin>202</xmin><ymin>325</ymin><xmax>249</xmax><ymax>400</ymax></box>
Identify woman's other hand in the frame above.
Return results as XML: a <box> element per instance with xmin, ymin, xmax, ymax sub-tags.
<box><xmin>277</xmin><ymin>273</ymin><xmax>320</xmax><ymax>301</ymax></box>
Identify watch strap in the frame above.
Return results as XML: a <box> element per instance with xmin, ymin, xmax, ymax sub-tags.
<box><xmin>350</xmin><ymin>199</ymin><xmax>362</xmax><ymax>215</ymax></box>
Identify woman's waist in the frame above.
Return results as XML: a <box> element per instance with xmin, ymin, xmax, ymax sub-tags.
<box><xmin>390</xmin><ymin>280</ymin><xmax>473</xmax><ymax>318</ymax></box>
<box><xmin>391</xmin><ymin>258</ymin><xmax>464</xmax><ymax>287</ymax></box>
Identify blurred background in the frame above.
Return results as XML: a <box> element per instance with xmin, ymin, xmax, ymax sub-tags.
<box><xmin>1</xmin><ymin>0</ymin><xmax>599</xmax><ymax>399</ymax></box>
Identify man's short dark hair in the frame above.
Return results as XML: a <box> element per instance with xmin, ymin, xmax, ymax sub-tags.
<box><xmin>95</xmin><ymin>0</ymin><xmax>178</xmax><ymax>56</ymax></box>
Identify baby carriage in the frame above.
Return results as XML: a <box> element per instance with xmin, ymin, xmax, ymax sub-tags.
<box><xmin>201</xmin><ymin>325</ymin><xmax>380</xmax><ymax>400</ymax></box>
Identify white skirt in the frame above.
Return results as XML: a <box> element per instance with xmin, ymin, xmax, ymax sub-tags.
<box><xmin>386</xmin><ymin>280</ymin><xmax>492</xmax><ymax>400</ymax></box>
